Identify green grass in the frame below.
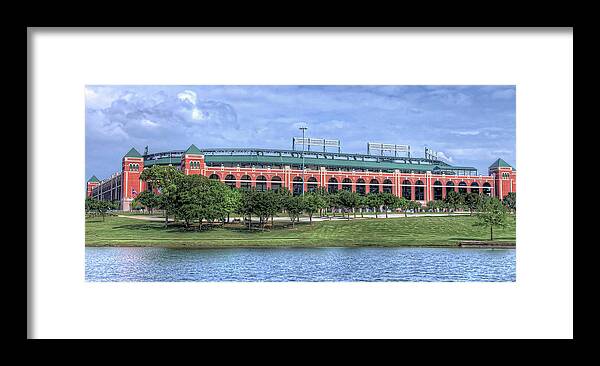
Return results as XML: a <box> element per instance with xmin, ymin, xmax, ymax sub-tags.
<box><xmin>85</xmin><ymin>215</ymin><xmax>516</xmax><ymax>248</ymax></box>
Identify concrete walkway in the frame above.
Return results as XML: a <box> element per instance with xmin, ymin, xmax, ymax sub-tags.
<box><xmin>118</xmin><ymin>212</ymin><xmax>471</xmax><ymax>223</ymax></box>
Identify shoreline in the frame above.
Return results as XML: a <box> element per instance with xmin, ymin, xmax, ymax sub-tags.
<box><xmin>85</xmin><ymin>242</ymin><xmax>516</xmax><ymax>249</ymax></box>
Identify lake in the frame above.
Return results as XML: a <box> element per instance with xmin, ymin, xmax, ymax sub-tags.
<box><xmin>85</xmin><ymin>246</ymin><xmax>516</xmax><ymax>282</ymax></box>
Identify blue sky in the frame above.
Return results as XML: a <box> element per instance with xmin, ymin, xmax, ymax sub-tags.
<box><xmin>86</xmin><ymin>85</ymin><xmax>515</xmax><ymax>180</ymax></box>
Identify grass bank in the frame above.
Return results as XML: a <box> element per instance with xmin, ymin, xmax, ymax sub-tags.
<box><xmin>85</xmin><ymin>215</ymin><xmax>516</xmax><ymax>248</ymax></box>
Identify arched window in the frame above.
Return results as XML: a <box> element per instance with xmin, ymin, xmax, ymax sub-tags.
<box><xmin>328</xmin><ymin>177</ymin><xmax>339</xmax><ymax>193</ymax></box>
<box><xmin>470</xmin><ymin>182</ymin><xmax>480</xmax><ymax>194</ymax></box>
<box><xmin>256</xmin><ymin>176</ymin><xmax>267</xmax><ymax>192</ymax></box>
<box><xmin>356</xmin><ymin>178</ymin><xmax>366</xmax><ymax>195</ymax></box>
<box><xmin>458</xmin><ymin>181</ymin><xmax>468</xmax><ymax>194</ymax></box>
<box><xmin>369</xmin><ymin>179</ymin><xmax>379</xmax><ymax>193</ymax></box>
<box><xmin>402</xmin><ymin>180</ymin><xmax>412</xmax><ymax>200</ymax></box>
<box><xmin>307</xmin><ymin>177</ymin><xmax>318</xmax><ymax>192</ymax></box>
<box><xmin>415</xmin><ymin>180</ymin><xmax>425</xmax><ymax>200</ymax></box>
<box><xmin>240</xmin><ymin>175</ymin><xmax>251</xmax><ymax>190</ymax></box>
<box><xmin>342</xmin><ymin>178</ymin><xmax>352</xmax><ymax>191</ymax></box>
<box><xmin>483</xmin><ymin>182</ymin><xmax>492</xmax><ymax>196</ymax></box>
<box><xmin>446</xmin><ymin>181</ymin><xmax>455</xmax><ymax>194</ymax></box>
<box><xmin>383</xmin><ymin>179</ymin><xmax>393</xmax><ymax>193</ymax></box>
<box><xmin>433</xmin><ymin>181</ymin><xmax>443</xmax><ymax>200</ymax></box>
<box><xmin>208</xmin><ymin>174</ymin><xmax>220</xmax><ymax>180</ymax></box>
<box><xmin>293</xmin><ymin>176</ymin><xmax>303</xmax><ymax>196</ymax></box>
<box><xmin>271</xmin><ymin>176</ymin><xmax>282</xmax><ymax>191</ymax></box>
<box><xmin>224</xmin><ymin>174</ymin><xmax>236</xmax><ymax>188</ymax></box>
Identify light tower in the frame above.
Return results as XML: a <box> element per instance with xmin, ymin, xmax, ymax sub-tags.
<box><xmin>299</xmin><ymin>125</ymin><xmax>307</xmax><ymax>195</ymax></box>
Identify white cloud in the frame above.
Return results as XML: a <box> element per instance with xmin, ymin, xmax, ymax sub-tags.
<box><xmin>452</xmin><ymin>130</ymin><xmax>480</xmax><ymax>136</ymax></box>
<box><xmin>191</xmin><ymin>108</ymin><xmax>204</xmax><ymax>120</ymax></box>
<box><xmin>177</xmin><ymin>90</ymin><xmax>197</xmax><ymax>105</ymax></box>
<box><xmin>436</xmin><ymin>151</ymin><xmax>454</xmax><ymax>163</ymax></box>
<box><xmin>141</xmin><ymin>119</ymin><xmax>159</xmax><ymax>128</ymax></box>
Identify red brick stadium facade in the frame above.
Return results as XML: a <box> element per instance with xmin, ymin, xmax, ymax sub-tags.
<box><xmin>88</xmin><ymin>144</ymin><xmax>516</xmax><ymax>211</ymax></box>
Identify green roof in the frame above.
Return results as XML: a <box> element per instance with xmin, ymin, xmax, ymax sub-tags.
<box><xmin>145</xmin><ymin>157</ymin><xmax>182</xmax><ymax>167</ymax></box>
<box><xmin>87</xmin><ymin>175</ymin><xmax>100</xmax><ymax>183</ymax></box>
<box><xmin>489</xmin><ymin>158</ymin><xmax>512</xmax><ymax>169</ymax></box>
<box><xmin>124</xmin><ymin>147</ymin><xmax>142</xmax><ymax>158</ymax></box>
<box><xmin>203</xmin><ymin>155</ymin><xmax>474</xmax><ymax>172</ymax></box>
<box><xmin>144</xmin><ymin>154</ymin><xmax>478</xmax><ymax>173</ymax></box>
<box><xmin>185</xmin><ymin>144</ymin><xmax>203</xmax><ymax>155</ymax></box>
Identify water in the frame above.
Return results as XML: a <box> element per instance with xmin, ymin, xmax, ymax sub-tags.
<box><xmin>85</xmin><ymin>246</ymin><xmax>515</xmax><ymax>282</ymax></box>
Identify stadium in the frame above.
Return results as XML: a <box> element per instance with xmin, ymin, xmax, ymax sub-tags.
<box><xmin>87</xmin><ymin>137</ymin><xmax>516</xmax><ymax>211</ymax></box>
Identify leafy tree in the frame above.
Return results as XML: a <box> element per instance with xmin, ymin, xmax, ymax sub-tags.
<box><xmin>282</xmin><ymin>192</ymin><xmax>305</xmax><ymax>228</ymax></box>
<box><xmin>503</xmin><ymin>192</ymin><xmax>516</xmax><ymax>214</ymax></box>
<box><xmin>464</xmin><ymin>192</ymin><xmax>482</xmax><ymax>215</ymax></box>
<box><xmin>85</xmin><ymin>197</ymin><xmax>96</xmax><ymax>215</ymax></box>
<box><xmin>408</xmin><ymin>200</ymin><xmax>422</xmax><ymax>213</ymax></box>
<box><xmin>397</xmin><ymin>197</ymin><xmax>410</xmax><ymax>217</ymax></box>
<box><xmin>425</xmin><ymin>200</ymin><xmax>436</xmax><ymax>212</ymax></box>
<box><xmin>313</xmin><ymin>187</ymin><xmax>329</xmax><ymax>217</ymax></box>
<box><xmin>239</xmin><ymin>189</ymin><xmax>258</xmax><ymax>229</ymax></box>
<box><xmin>170</xmin><ymin>174</ymin><xmax>206</xmax><ymax>228</ymax></box>
<box><xmin>366</xmin><ymin>193</ymin><xmax>383</xmax><ymax>218</ymax></box>
<box><xmin>349</xmin><ymin>191</ymin><xmax>361</xmax><ymax>218</ymax></box>
<box><xmin>253</xmin><ymin>189</ymin><xmax>281</xmax><ymax>229</ymax></box>
<box><xmin>444</xmin><ymin>190</ymin><xmax>464</xmax><ymax>212</ymax></box>
<box><xmin>377</xmin><ymin>193</ymin><xmax>396</xmax><ymax>218</ymax></box>
<box><xmin>473</xmin><ymin>196</ymin><xmax>509</xmax><ymax>241</ymax></box>
<box><xmin>133</xmin><ymin>190</ymin><xmax>160</xmax><ymax>214</ymax></box>
<box><xmin>356</xmin><ymin>195</ymin><xmax>368</xmax><ymax>218</ymax></box>
<box><xmin>85</xmin><ymin>198</ymin><xmax>118</xmax><ymax>221</ymax></box>
<box><xmin>197</xmin><ymin>179</ymin><xmax>231</xmax><ymax>227</ymax></box>
<box><xmin>328</xmin><ymin>191</ymin><xmax>341</xmax><ymax>217</ymax></box>
<box><xmin>336</xmin><ymin>190</ymin><xmax>358</xmax><ymax>219</ymax></box>
<box><xmin>222</xmin><ymin>188</ymin><xmax>242</xmax><ymax>223</ymax></box>
<box><xmin>139</xmin><ymin>165</ymin><xmax>183</xmax><ymax>228</ymax></box>
<box><xmin>302</xmin><ymin>192</ymin><xmax>328</xmax><ymax>223</ymax></box>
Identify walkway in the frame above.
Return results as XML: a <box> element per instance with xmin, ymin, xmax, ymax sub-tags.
<box><xmin>117</xmin><ymin>212</ymin><xmax>471</xmax><ymax>223</ymax></box>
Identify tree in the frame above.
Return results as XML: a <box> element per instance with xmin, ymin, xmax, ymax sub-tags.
<box><xmin>239</xmin><ymin>189</ymin><xmax>258</xmax><ymax>230</ymax></box>
<box><xmin>473</xmin><ymin>196</ymin><xmax>509</xmax><ymax>241</ymax></box>
<box><xmin>464</xmin><ymin>192</ymin><xmax>482</xmax><ymax>215</ymax></box>
<box><xmin>85</xmin><ymin>197</ymin><xmax>96</xmax><ymax>215</ymax></box>
<box><xmin>349</xmin><ymin>192</ymin><xmax>361</xmax><ymax>218</ymax></box>
<box><xmin>282</xmin><ymin>192</ymin><xmax>305</xmax><ymax>228</ymax></box>
<box><xmin>328</xmin><ymin>191</ymin><xmax>341</xmax><ymax>217</ymax></box>
<box><xmin>253</xmin><ymin>189</ymin><xmax>281</xmax><ymax>229</ymax></box>
<box><xmin>356</xmin><ymin>195</ymin><xmax>368</xmax><ymax>218</ymax></box>
<box><xmin>302</xmin><ymin>192</ymin><xmax>328</xmax><ymax>223</ymax></box>
<box><xmin>336</xmin><ymin>190</ymin><xmax>358</xmax><ymax>219</ymax></box>
<box><xmin>425</xmin><ymin>200</ymin><xmax>437</xmax><ymax>212</ymax></box>
<box><xmin>222</xmin><ymin>188</ymin><xmax>242</xmax><ymax>223</ymax></box>
<box><xmin>397</xmin><ymin>197</ymin><xmax>410</xmax><ymax>217</ymax></box>
<box><xmin>408</xmin><ymin>200</ymin><xmax>422</xmax><ymax>213</ymax></box>
<box><xmin>444</xmin><ymin>190</ymin><xmax>464</xmax><ymax>212</ymax></box>
<box><xmin>85</xmin><ymin>198</ymin><xmax>118</xmax><ymax>221</ymax></box>
<box><xmin>170</xmin><ymin>174</ymin><xmax>206</xmax><ymax>228</ymax></box>
<box><xmin>503</xmin><ymin>192</ymin><xmax>516</xmax><ymax>214</ymax></box>
<box><xmin>314</xmin><ymin>187</ymin><xmax>329</xmax><ymax>217</ymax></box>
<box><xmin>379</xmin><ymin>192</ymin><xmax>398</xmax><ymax>218</ymax></box>
<box><xmin>139</xmin><ymin>165</ymin><xmax>183</xmax><ymax>228</ymax></box>
<box><xmin>366</xmin><ymin>193</ymin><xmax>383</xmax><ymax>218</ymax></box>
<box><xmin>133</xmin><ymin>190</ymin><xmax>160</xmax><ymax>214</ymax></box>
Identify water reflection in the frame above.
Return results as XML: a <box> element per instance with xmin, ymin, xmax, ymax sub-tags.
<box><xmin>86</xmin><ymin>247</ymin><xmax>516</xmax><ymax>282</ymax></box>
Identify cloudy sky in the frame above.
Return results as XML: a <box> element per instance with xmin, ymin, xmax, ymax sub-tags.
<box><xmin>86</xmin><ymin>85</ymin><xmax>515</xmax><ymax>180</ymax></box>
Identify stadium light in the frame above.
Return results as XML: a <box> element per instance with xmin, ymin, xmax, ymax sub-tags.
<box><xmin>299</xmin><ymin>126</ymin><xmax>308</xmax><ymax>196</ymax></box>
